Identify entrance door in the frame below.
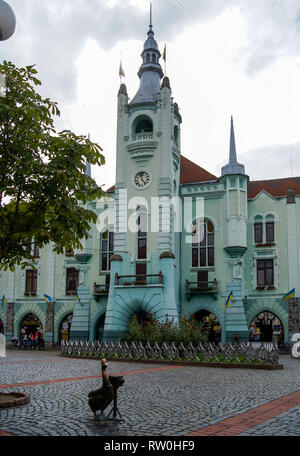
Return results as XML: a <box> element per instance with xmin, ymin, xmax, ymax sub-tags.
<box><xmin>0</xmin><ymin>319</ymin><xmax>4</xmax><ymax>334</ymax></box>
<box><xmin>251</xmin><ymin>312</ymin><xmax>283</xmax><ymax>343</ymax></box>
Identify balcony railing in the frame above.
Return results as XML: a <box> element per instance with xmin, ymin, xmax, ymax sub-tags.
<box><xmin>133</xmin><ymin>132</ymin><xmax>153</xmax><ymax>141</ymax></box>
<box><xmin>93</xmin><ymin>282</ymin><xmax>109</xmax><ymax>296</ymax></box>
<box><xmin>186</xmin><ymin>279</ymin><xmax>218</xmax><ymax>299</ymax></box>
<box><xmin>115</xmin><ymin>272</ymin><xmax>163</xmax><ymax>286</ymax></box>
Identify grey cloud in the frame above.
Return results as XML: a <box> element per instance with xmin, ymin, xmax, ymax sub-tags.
<box><xmin>2</xmin><ymin>0</ymin><xmax>300</xmax><ymax>108</ymax></box>
<box><xmin>240</xmin><ymin>142</ymin><xmax>300</xmax><ymax>180</ymax></box>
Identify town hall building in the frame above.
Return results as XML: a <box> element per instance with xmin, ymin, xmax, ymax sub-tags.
<box><xmin>1</xmin><ymin>21</ymin><xmax>300</xmax><ymax>346</ymax></box>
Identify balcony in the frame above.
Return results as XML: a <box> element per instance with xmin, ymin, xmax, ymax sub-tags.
<box><xmin>186</xmin><ymin>279</ymin><xmax>218</xmax><ymax>300</ymax></box>
<box><xmin>133</xmin><ymin>132</ymin><xmax>153</xmax><ymax>141</ymax></box>
<box><xmin>93</xmin><ymin>282</ymin><xmax>109</xmax><ymax>297</ymax></box>
<box><xmin>115</xmin><ymin>272</ymin><xmax>163</xmax><ymax>287</ymax></box>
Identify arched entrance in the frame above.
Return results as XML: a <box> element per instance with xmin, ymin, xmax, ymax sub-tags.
<box><xmin>59</xmin><ymin>313</ymin><xmax>73</xmax><ymax>343</ymax></box>
<box><xmin>0</xmin><ymin>319</ymin><xmax>4</xmax><ymax>334</ymax></box>
<box><xmin>95</xmin><ymin>314</ymin><xmax>105</xmax><ymax>341</ymax></box>
<box><xmin>20</xmin><ymin>313</ymin><xmax>43</xmax><ymax>346</ymax></box>
<box><xmin>250</xmin><ymin>311</ymin><xmax>284</xmax><ymax>343</ymax></box>
<box><xmin>194</xmin><ymin>310</ymin><xmax>221</xmax><ymax>343</ymax></box>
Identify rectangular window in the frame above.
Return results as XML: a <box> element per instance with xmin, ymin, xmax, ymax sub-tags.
<box><xmin>266</xmin><ymin>222</ymin><xmax>274</xmax><ymax>243</ymax></box>
<box><xmin>254</xmin><ymin>223</ymin><xmax>263</xmax><ymax>243</ymax></box>
<box><xmin>136</xmin><ymin>263</ymin><xmax>147</xmax><ymax>282</ymax></box>
<box><xmin>257</xmin><ymin>259</ymin><xmax>274</xmax><ymax>286</ymax></box>
<box><xmin>26</xmin><ymin>270</ymin><xmax>37</xmax><ymax>293</ymax></box>
<box><xmin>66</xmin><ymin>268</ymin><xmax>79</xmax><ymax>294</ymax></box>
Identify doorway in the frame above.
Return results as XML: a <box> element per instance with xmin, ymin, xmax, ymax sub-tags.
<box><xmin>194</xmin><ymin>309</ymin><xmax>221</xmax><ymax>343</ymax></box>
<box><xmin>250</xmin><ymin>311</ymin><xmax>284</xmax><ymax>343</ymax></box>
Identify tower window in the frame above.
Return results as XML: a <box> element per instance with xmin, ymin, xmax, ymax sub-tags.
<box><xmin>146</xmin><ymin>53</ymin><xmax>150</xmax><ymax>63</ymax></box>
<box><xmin>134</xmin><ymin>117</ymin><xmax>153</xmax><ymax>134</ymax></box>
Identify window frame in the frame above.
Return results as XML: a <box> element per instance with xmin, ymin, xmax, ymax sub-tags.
<box><xmin>256</xmin><ymin>259</ymin><xmax>274</xmax><ymax>287</ymax></box>
<box><xmin>191</xmin><ymin>219</ymin><xmax>214</xmax><ymax>268</ymax></box>
<box><xmin>25</xmin><ymin>269</ymin><xmax>37</xmax><ymax>294</ymax></box>
<box><xmin>66</xmin><ymin>268</ymin><xmax>79</xmax><ymax>295</ymax></box>
<box><xmin>100</xmin><ymin>229</ymin><xmax>114</xmax><ymax>272</ymax></box>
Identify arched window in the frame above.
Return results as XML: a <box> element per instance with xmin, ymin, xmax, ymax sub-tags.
<box><xmin>151</xmin><ymin>53</ymin><xmax>156</xmax><ymax>63</ymax></box>
<box><xmin>146</xmin><ymin>53</ymin><xmax>150</xmax><ymax>63</ymax></box>
<box><xmin>134</xmin><ymin>117</ymin><xmax>153</xmax><ymax>134</ymax></box>
<box><xmin>100</xmin><ymin>229</ymin><xmax>114</xmax><ymax>271</ymax></box>
<box><xmin>192</xmin><ymin>219</ymin><xmax>214</xmax><ymax>268</ymax></box>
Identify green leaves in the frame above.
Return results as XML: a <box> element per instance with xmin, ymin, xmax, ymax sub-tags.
<box><xmin>0</xmin><ymin>61</ymin><xmax>105</xmax><ymax>270</ymax></box>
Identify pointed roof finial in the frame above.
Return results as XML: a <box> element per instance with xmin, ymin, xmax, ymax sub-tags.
<box><xmin>150</xmin><ymin>2</ymin><xmax>152</xmax><ymax>29</ymax></box>
<box><xmin>229</xmin><ymin>115</ymin><xmax>237</xmax><ymax>164</ymax></box>
<box><xmin>221</xmin><ymin>116</ymin><xmax>245</xmax><ymax>176</ymax></box>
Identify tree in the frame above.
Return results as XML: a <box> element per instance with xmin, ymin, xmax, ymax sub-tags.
<box><xmin>0</xmin><ymin>61</ymin><xmax>105</xmax><ymax>270</ymax></box>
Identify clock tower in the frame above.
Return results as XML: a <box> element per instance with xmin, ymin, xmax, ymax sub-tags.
<box><xmin>103</xmin><ymin>17</ymin><xmax>182</xmax><ymax>341</ymax></box>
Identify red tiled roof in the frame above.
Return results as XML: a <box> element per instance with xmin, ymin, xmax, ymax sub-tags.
<box><xmin>180</xmin><ymin>155</ymin><xmax>217</xmax><ymax>184</ymax></box>
<box><xmin>247</xmin><ymin>177</ymin><xmax>300</xmax><ymax>199</ymax></box>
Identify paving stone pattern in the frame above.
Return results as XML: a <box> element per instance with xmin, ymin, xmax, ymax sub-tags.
<box><xmin>0</xmin><ymin>351</ymin><xmax>300</xmax><ymax>436</ymax></box>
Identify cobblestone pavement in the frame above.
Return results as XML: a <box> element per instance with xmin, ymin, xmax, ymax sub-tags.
<box><xmin>0</xmin><ymin>350</ymin><xmax>300</xmax><ymax>436</ymax></box>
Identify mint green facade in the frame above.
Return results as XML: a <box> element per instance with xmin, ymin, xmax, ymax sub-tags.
<box><xmin>1</xmin><ymin>24</ymin><xmax>299</xmax><ymax>345</ymax></box>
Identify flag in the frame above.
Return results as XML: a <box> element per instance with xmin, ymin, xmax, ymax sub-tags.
<box><xmin>226</xmin><ymin>291</ymin><xmax>233</xmax><ymax>308</ymax></box>
<box><xmin>43</xmin><ymin>294</ymin><xmax>53</xmax><ymax>302</ymax></box>
<box><xmin>282</xmin><ymin>288</ymin><xmax>295</xmax><ymax>301</ymax></box>
<box><xmin>119</xmin><ymin>61</ymin><xmax>125</xmax><ymax>78</ymax></box>
<box><xmin>162</xmin><ymin>44</ymin><xmax>166</xmax><ymax>61</ymax></box>
<box><xmin>76</xmin><ymin>294</ymin><xmax>83</xmax><ymax>307</ymax></box>
<box><xmin>1</xmin><ymin>295</ymin><xmax>7</xmax><ymax>308</ymax></box>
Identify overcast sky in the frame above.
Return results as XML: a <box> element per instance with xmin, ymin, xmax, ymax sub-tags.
<box><xmin>2</xmin><ymin>0</ymin><xmax>300</xmax><ymax>189</ymax></box>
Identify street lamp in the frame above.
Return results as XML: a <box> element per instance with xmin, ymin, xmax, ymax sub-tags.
<box><xmin>0</xmin><ymin>0</ymin><xmax>16</xmax><ymax>41</ymax></box>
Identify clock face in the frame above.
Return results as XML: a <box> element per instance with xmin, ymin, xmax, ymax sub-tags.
<box><xmin>134</xmin><ymin>171</ymin><xmax>150</xmax><ymax>188</ymax></box>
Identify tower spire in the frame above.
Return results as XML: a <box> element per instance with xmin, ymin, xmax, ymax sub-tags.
<box><xmin>130</xmin><ymin>4</ymin><xmax>163</xmax><ymax>105</ymax></box>
<box><xmin>221</xmin><ymin>116</ymin><xmax>245</xmax><ymax>176</ymax></box>
<box><xmin>229</xmin><ymin>116</ymin><xmax>237</xmax><ymax>164</ymax></box>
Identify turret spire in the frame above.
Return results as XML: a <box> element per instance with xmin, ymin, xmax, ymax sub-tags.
<box><xmin>130</xmin><ymin>5</ymin><xmax>163</xmax><ymax>105</ymax></box>
<box><xmin>221</xmin><ymin>116</ymin><xmax>245</xmax><ymax>176</ymax></box>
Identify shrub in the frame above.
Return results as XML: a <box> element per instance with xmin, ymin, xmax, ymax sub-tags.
<box><xmin>121</xmin><ymin>312</ymin><xmax>211</xmax><ymax>346</ymax></box>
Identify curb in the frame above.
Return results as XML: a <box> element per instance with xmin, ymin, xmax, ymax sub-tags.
<box><xmin>0</xmin><ymin>392</ymin><xmax>30</xmax><ymax>408</ymax></box>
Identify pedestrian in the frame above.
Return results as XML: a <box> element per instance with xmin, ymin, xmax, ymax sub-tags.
<box><xmin>249</xmin><ymin>322</ymin><xmax>260</xmax><ymax>342</ymax></box>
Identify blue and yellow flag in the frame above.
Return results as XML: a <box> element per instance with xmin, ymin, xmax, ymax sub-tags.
<box><xmin>43</xmin><ymin>294</ymin><xmax>53</xmax><ymax>302</ymax></box>
<box><xmin>162</xmin><ymin>44</ymin><xmax>166</xmax><ymax>61</ymax></box>
<box><xmin>226</xmin><ymin>291</ymin><xmax>233</xmax><ymax>308</ymax></box>
<box><xmin>76</xmin><ymin>294</ymin><xmax>83</xmax><ymax>307</ymax></box>
<box><xmin>1</xmin><ymin>295</ymin><xmax>7</xmax><ymax>308</ymax></box>
<box><xmin>282</xmin><ymin>288</ymin><xmax>295</xmax><ymax>301</ymax></box>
